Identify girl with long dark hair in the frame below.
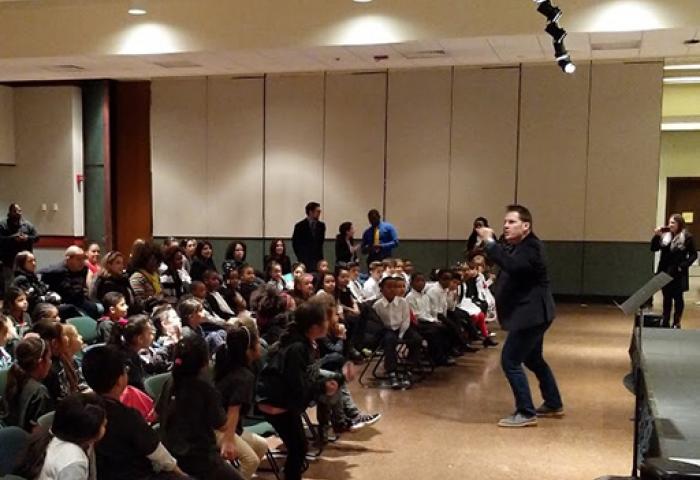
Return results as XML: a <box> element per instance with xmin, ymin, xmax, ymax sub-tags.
<box><xmin>156</xmin><ymin>334</ymin><xmax>243</xmax><ymax>480</ymax></box>
<box><xmin>214</xmin><ymin>325</ymin><xmax>267</xmax><ymax>480</ymax></box>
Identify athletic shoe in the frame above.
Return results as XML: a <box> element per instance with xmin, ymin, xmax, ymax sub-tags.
<box><xmin>389</xmin><ymin>372</ymin><xmax>402</xmax><ymax>390</ymax></box>
<box><xmin>483</xmin><ymin>337</ymin><xmax>499</xmax><ymax>348</ymax></box>
<box><xmin>535</xmin><ymin>403</ymin><xmax>565</xmax><ymax>418</ymax></box>
<box><xmin>498</xmin><ymin>413</ymin><xmax>538</xmax><ymax>428</ymax></box>
<box><xmin>350</xmin><ymin>413</ymin><xmax>382</xmax><ymax>431</ymax></box>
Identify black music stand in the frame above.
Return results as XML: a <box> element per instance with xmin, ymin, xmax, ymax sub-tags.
<box><xmin>597</xmin><ymin>272</ymin><xmax>673</xmax><ymax>480</ymax></box>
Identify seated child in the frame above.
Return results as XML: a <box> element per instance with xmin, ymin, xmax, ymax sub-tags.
<box><xmin>266</xmin><ymin>261</ymin><xmax>287</xmax><ymax>293</ymax></box>
<box><xmin>32</xmin><ymin>320</ymin><xmax>82</xmax><ymax>401</ymax></box>
<box><xmin>14</xmin><ymin>392</ymin><xmax>106</xmax><ymax>480</ymax></box>
<box><xmin>4</xmin><ymin>336</ymin><xmax>54</xmax><ymax>431</ymax></box>
<box><xmin>214</xmin><ymin>326</ymin><xmax>268</xmax><ymax>480</ymax></box>
<box><xmin>372</xmin><ymin>275</ymin><xmax>423</xmax><ymax>390</ymax></box>
<box><xmin>178</xmin><ymin>296</ymin><xmax>227</xmax><ymax>354</ymax></box>
<box><xmin>283</xmin><ymin>262</ymin><xmax>306</xmax><ymax>291</ymax></box>
<box><xmin>313</xmin><ymin>296</ymin><xmax>381</xmax><ymax>434</ymax></box>
<box><xmin>238</xmin><ymin>264</ymin><xmax>263</xmax><ymax>308</ymax></box>
<box><xmin>457</xmin><ymin>263</ymin><xmax>498</xmax><ymax>348</ymax></box>
<box><xmin>108</xmin><ymin>315</ymin><xmax>168</xmax><ymax>392</ymax></box>
<box><xmin>361</xmin><ymin>262</ymin><xmax>383</xmax><ymax>302</ymax></box>
<box><xmin>156</xmin><ymin>334</ymin><xmax>243</xmax><ymax>480</ymax></box>
<box><xmin>203</xmin><ymin>270</ymin><xmax>236</xmax><ymax>321</ymax></box>
<box><xmin>0</xmin><ymin>315</ymin><xmax>12</xmax><ymax>368</ymax></box>
<box><xmin>4</xmin><ymin>286</ymin><xmax>31</xmax><ymax>337</ymax></box>
<box><xmin>82</xmin><ymin>345</ymin><xmax>185</xmax><ymax>480</ymax></box>
<box><xmin>406</xmin><ymin>273</ymin><xmax>455</xmax><ymax>366</ymax></box>
<box><xmin>98</xmin><ymin>292</ymin><xmax>129</xmax><ymax>344</ymax></box>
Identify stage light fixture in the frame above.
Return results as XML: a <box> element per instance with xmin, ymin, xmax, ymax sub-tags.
<box><xmin>553</xmin><ymin>40</ymin><xmax>567</xmax><ymax>58</ymax></box>
<box><xmin>557</xmin><ymin>54</ymin><xmax>576</xmax><ymax>74</ymax></box>
<box><xmin>545</xmin><ymin>22</ymin><xmax>567</xmax><ymax>43</ymax></box>
<box><xmin>534</xmin><ymin>0</ymin><xmax>562</xmax><ymax>23</ymax></box>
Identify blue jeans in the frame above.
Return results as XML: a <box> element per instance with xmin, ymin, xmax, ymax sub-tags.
<box><xmin>501</xmin><ymin>323</ymin><xmax>562</xmax><ymax>417</ymax></box>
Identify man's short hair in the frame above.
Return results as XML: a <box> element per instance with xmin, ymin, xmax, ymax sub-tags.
<box><xmin>369</xmin><ymin>261</ymin><xmax>383</xmax><ymax>271</ymax></box>
<box><xmin>82</xmin><ymin>345</ymin><xmax>126</xmax><ymax>394</ymax></box>
<box><xmin>506</xmin><ymin>204</ymin><xmax>533</xmax><ymax>226</ymax></box>
<box><xmin>368</xmin><ymin>209</ymin><xmax>380</xmax><ymax>218</ymax></box>
<box><xmin>305</xmin><ymin>202</ymin><xmax>320</xmax><ymax>215</ymax></box>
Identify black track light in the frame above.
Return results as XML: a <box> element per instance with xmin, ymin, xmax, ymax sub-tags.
<box><xmin>553</xmin><ymin>40</ymin><xmax>567</xmax><ymax>58</ymax></box>
<box><xmin>535</xmin><ymin>0</ymin><xmax>562</xmax><ymax>23</ymax></box>
<box><xmin>545</xmin><ymin>22</ymin><xmax>567</xmax><ymax>43</ymax></box>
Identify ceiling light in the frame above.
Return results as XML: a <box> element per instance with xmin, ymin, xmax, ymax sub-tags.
<box><xmin>661</xmin><ymin>122</ymin><xmax>700</xmax><ymax>131</ymax></box>
<box><xmin>534</xmin><ymin>0</ymin><xmax>562</xmax><ymax>23</ymax></box>
<box><xmin>545</xmin><ymin>22</ymin><xmax>567</xmax><ymax>43</ymax></box>
<box><xmin>663</xmin><ymin>77</ymin><xmax>700</xmax><ymax>84</ymax></box>
<box><xmin>664</xmin><ymin>64</ymin><xmax>700</xmax><ymax>71</ymax></box>
<box><xmin>128</xmin><ymin>0</ymin><xmax>147</xmax><ymax>15</ymax></box>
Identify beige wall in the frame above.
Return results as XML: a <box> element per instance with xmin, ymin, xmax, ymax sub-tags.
<box><xmin>264</xmin><ymin>74</ymin><xmax>325</xmax><ymax>238</ymax></box>
<box><xmin>151</xmin><ymin>63</ymin><xmax>663</xmax><ymax>243</ymax></box>
<box><xmin>386</xmin><ymin>68</ymin><xmax>451</xmax><ymax>239</ymax></box>
<box><xmin>517</xmin><ymin>63</ymin><xmax>591</xmax><ymax>241</ymax></box>
<box><xmin>0</xmin><ymin>86</ymin><xmax>15</xmax><ymax>166</ymax></box>
<box><xmin>449</xmin><ymin>67</ymin><xmax>519</xmax><ymax>240</ymax></box>
<box><xmin>585</xmin><ymin>62</ymin><xmax>663</xmax><ymax>242</ymax></box>
<box><xmin>323</xmin><ymin>72</ymin><xmax>387</xmax><ymax>240</ymax></box>
<box><xmin>0</xmin><ymin>86</ymin><xmax>83</xmax><ymax>236</ymax></box>
<box><xmin>662</xmin><ymin>84</ymin><xmax>700</xmax><ymax>118</ymax></box>
<box><xmin>151</xmin><ymin>77</ymin><xmax>265</xmax><ymax>237</ymax></box>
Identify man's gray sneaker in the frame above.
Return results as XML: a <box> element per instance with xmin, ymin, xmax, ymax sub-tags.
<box><xmin>498</xmin><ymin>413</ymin><xmax>538</xmax><ymax>428</ymax></box>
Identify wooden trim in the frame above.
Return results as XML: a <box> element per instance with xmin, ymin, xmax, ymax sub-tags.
<box><xmin>36</xmin><ymin>236</ymin><xmax>86</xmax><ymax>248</ymax></box>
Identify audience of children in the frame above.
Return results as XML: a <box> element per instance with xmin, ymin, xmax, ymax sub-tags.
<box><xmin>1</xmin><ymin>231</ymin><xmax>504</xmax><ymax>480</ymax></box>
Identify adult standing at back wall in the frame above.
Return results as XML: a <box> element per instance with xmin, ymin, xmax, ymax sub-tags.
<box><xmin>651</xmin><ymin>213</ymin><xmax>698</xmax><ymax>329</ymax></box>
<box><xmin>0</xmin><ymin>203</ymin><xmax>40</xmax><ymax>293</ymax></box>
<box><xmin>292</xmin><ymin>202</ymin><xmax>326</xmax><ymax>273</ymax></box>
<box><xmin>361</xmin><ymin>209</ymin><xmax>399</xmax><ymax>265</ymax></box>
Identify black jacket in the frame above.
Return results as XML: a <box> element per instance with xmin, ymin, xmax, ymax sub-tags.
<box><xmin>256</xmin><ymin>331</ymin><xmax>343</xmax><ymax>414</ymax></box>
<box><xmin>334</xmin><ymin>236</ymin><xmax>357</xmax><ymax>265</ymax></box>
<box><xmin>651</xmin><ymin>233</ymin><xmax>698</xmax><ymax>292</ymax></box>
<box><xmin>93</xmin><ymin>274</ymin><xmax>141</xmax><ymax>313</ymax></box>
<box><xmin>39</xmin><ymin>263</ymin><xmax>88</xmax><ymax>306</ymax></box>
<box><xmin>12</xmin><ymin>269</ymin><xmax>55</xmax><ymax>313</ymax></box>
<box><xmin>0</xmin><ymin>218</ymin><xmax>39</xmax><ymax>266</ymax></box>
<box><xmin>485</xmin><ymin>234</ymin><xmax>555</xmax><ymax>332</ymax></box>
<box><xmin>292</xmin><ymin>219</ymin><xmax>325</xmax><ymax>272</ymax></box>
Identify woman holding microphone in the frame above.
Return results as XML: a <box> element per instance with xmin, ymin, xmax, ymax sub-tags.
<box><xmin>651</xmin><ymin>214</ymin><xmax>698</xmax><ymax>328</ymax></box>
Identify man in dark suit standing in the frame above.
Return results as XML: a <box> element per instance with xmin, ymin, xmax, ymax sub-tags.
<box><xmin>477</xmin><ymin>204</ymin><xmax>563</xmax><ymax>428</ymax></box>
<box><xmin>292</xmin><ymin>202</ymin><xmax>326</xmax><ymax>272</ymax></box>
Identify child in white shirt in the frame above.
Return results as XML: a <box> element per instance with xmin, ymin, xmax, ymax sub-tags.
<box><xmin>372</xmin><ymin>275</ymin><xmax>423</xmax><ymax>389</ymax></box>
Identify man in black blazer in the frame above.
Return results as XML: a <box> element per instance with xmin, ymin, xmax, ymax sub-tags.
<box><xmin>292</xmin><ymin>202</ymin><xmax>326</xmax><ymax>272</ymax></box>
<box><xmin>477</xmin><ymin>204</ymin><xmax>563</xmax><ymax>428</ymax></box>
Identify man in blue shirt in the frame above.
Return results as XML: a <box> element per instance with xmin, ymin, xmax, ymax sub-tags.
<box><xmin>361</xmin><ymin>209</ymin><xmax>399</xmax><ymax>265</ymax></box>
